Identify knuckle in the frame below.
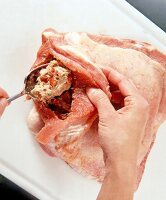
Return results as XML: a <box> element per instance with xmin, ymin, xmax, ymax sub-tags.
<box><xmin>141</xmin><ymin>101</ymin><xmax>150</xmax><ymax>115</ymax></box>
<box><xmin>125</xmin><ymin>95</ymin><xmax>136</xmax><ymax>106</ymax></box>
<box><xmin>95</xmin><ymin>93</ymin><xmax>108</xmax><ymax>105</ymax></box>
<box><xmin>119</xmin><ymin>76</ymin><xmax>127</xmax><ymax>85</ymax></box>
<box><xmin>135</xmin><ymin>96</ymin><xmax>149</xmax><ymax>112</ymax></box>
<box><xmin>99</xmin><ymin>95</ymin><xmax>107</xmax><ymax>103</ymax></box>
<box><xmin>99</xmin><ymin>120</ymin><xmax>110</xmax><ymax>129</ymax></box>
<box><xmin>142</xmin><ymin>99</ymin><xmax>149</xmax><ymax>110</ymax></box>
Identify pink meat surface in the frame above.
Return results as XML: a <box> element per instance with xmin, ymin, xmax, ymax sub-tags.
<box><xmin>28</xmin><ymin>29</ymin><xmax>166</xmax><ymax>188</ymax></box>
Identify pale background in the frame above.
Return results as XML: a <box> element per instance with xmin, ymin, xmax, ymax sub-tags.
<box><xmin>0</xmin><ymin>0</ymin><xmax>166</xmax><ymax>199</ymax></box>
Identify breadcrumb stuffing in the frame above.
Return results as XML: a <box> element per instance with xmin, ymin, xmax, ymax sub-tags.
<box><xmin>31</xmin><ymin>60</ymin><xmax>72</xmax><ymax>103</ymax></box>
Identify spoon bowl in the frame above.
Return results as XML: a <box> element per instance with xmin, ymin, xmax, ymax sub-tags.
<box><xmin>7</xmin><ymin>63</ymin><xmax>49</xmax><ymax>103</ymax></box>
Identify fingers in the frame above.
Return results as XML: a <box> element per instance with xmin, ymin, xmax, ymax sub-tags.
<box><xmin>103</xmin><ymin>68</ymin><xmax>138</xmax><ymax>97</ymax></box>
<box><xmin>103</xmin><ymin>68</ymin><xmax>149</xmax><ymax>113</ymax></box>
<box><xmin>0</xmin><ymin>87</ymin><xmax>8</xmax><ymax>117</ymax></box>
<box><xmin>0</xmin><ymin>87</ymin><xmax>9</xmax><ymax>98</ymax></box>
<box><xmin>86</xmin><ymin>88</ymin><xmax>115</xmax><ymax>121</ymax></box>
<box><xmin>0</xmin><ymin>98</ymin><xmax>8</xmax><ymax>117</ymax></box>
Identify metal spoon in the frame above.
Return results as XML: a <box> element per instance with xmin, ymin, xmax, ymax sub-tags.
<box><xmin>7</xmin><ymin>63</ymin><xmax>48</xmax><ymax>103</ymax></box>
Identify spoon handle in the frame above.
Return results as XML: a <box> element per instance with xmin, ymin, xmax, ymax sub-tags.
<box><xmin>7</xmin><ymin>92</ymin><xmax>24</xmax><ymax>103</ymax></box>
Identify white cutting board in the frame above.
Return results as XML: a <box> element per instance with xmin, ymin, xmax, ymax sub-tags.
<box><xmin>0</xmin><ymin>0</ymin><xmax>166</xmax><ymax>199</ymax></box>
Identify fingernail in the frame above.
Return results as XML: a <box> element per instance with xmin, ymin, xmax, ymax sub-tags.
<box><xmin>86</xmin><ymin>88</ymin><xmax>97</xmax><ymax>95</ymax></box>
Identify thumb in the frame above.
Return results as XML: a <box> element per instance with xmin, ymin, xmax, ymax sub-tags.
<box><xmin>86</xmin><ymin>88</ymin><xmax>115</xmax><ymax>121</ymax></box>
<box><xmin>0</xmin><ymin>98</ymin><xmax>8</xmax><ymax>118</ymax></box>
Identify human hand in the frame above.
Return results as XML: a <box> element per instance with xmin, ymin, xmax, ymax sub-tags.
<box><xmin>0</xmin><ymin>87</ymin><xmax>8</xmax><ymax>117</ymax></box>
<box><xmin>87</xmin><ymin>68</ymin><xmax>149</xmax><ymax>200</ymax></box>
<box><xmin>87</xmin><ymin>68</ymin><xmax>149</xmax><ymax>169</ymax></box>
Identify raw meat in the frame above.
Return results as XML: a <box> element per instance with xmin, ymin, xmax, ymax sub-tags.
<box><xmin>28</xmin><ymin>29</ymin><xmax>166</xmax><ymax>189</ymax></box>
